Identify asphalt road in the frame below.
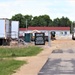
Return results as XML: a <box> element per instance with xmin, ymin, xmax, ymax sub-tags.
<box><xmin>38</xmin><ymin>49</ymin><xmax>75</xmax><ymax>75</ymax></box>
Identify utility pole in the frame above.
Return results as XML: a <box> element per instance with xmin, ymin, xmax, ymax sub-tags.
<box><xmin>26</xmin><ymin>19</ymin><xmax>27</xmax><ymax>31</ymax></box>
<box><xmin>48</xmin><ymin>31</ymin><xmax>51</xmax><ymax>46</ymax></box>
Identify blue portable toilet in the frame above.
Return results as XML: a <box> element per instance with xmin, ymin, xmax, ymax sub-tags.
<box><xmin>24</xmin><ymin>33</ymin><xmax>31</xmax><ymax>42</ymax></box>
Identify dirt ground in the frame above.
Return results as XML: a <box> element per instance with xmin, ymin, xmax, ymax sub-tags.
<box><xmin>12</xmin><ymin>39</ymin><xmax>75</xmax><ymax>75</ymax></box>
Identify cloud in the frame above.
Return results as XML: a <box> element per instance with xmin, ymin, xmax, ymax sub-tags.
<box><xmin>67</xmin><ymin>0</ymin><xmax>75</xmax><ymax>5</ymax></box>
<box><xmin>0</xmin><ymin>0</ymin><xmax>52</xmax><ymax>18</ymax></box>
<box><xmin>0</xmin><ymin>0</ymin><xmax>75</xmax><ymax>21</ymax></box>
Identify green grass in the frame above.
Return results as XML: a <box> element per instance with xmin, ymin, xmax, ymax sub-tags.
<box><xmin>0</xmin><ymin>46</ymin><xmax>43</xmax><ymax>57</ymax></box>
<box><xmin>0</xmin><ymin>46</ymin><xmax>43</xmax><ymax>75</ymax></box>
<box><xmin>0</xmin><ymin>59</ymin><xmax>26</xmax><ymax>75</ymax></box>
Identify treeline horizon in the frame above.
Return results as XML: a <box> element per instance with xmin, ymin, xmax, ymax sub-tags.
<box><xmin>11</xmin><ymin>13</ymin><xmax>72</xmax><ymax>28</ymax></box>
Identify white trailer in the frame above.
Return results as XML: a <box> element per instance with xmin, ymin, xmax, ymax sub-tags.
<box><xmin>11</xmin><ymin>21</ymin><xmax>19</xmax><ymax>39</ymax></box>
<box><xmin>0</xmin><ymin>18</ymin><xmax>10</xmax><ymax>39</ymax></box>
<box><xmin>0</xmin><ymin>18</ymin><xmax>11</xmax><ymax>45</ymax></box>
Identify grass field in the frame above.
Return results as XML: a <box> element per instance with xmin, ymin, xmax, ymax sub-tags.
<box><xmin>0</xmin><ymin>59</ymin><xmax>26</xmax><ymax>75</ymax></box>
<box><xmin>0</xmin><ymin>46</ymin><xmax>43</xmax><ymax>58</ymax></box>
<box><xmin>0</xmin><ymin>46</ymin><xmax>43</xmax><ymax>75</ymax></box>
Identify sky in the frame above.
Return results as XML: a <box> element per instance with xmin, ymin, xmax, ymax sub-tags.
<box><xmin>0</xmin><ymin>0</ymin><xmax>75</xmax><ymax>21</ymax></box>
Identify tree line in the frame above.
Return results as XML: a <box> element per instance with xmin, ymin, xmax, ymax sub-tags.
<box><xmin>11</xmin><ymin>13</ymin><xmax>72</xmax><ymax>28</ymax></box>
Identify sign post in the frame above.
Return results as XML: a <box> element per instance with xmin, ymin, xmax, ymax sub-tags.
<box><xmin>48</xmin><ymin>31</ymin><xmax>51</xmax><ymax>46</ymax></box>
<box><xmin>35</xmin><ymin>33</ymin><xmax>45</xmax><ymax>45</ymax></box>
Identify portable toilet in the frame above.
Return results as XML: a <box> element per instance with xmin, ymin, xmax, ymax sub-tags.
<box><xmin>24</xmin><ymin>33</ymin><xmax>31</xmax><ymax>42</ymax></box>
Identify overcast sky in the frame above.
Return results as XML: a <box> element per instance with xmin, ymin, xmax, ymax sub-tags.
<box><xmin>0</xmin><ymin>0</ymin><xmax>75</xmax><ymax>21</ymax></box>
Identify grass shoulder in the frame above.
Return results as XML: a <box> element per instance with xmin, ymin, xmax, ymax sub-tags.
<box><xmin>0</xmin><ymin>59</ymin><xmax>26</xmax><ymax>75</ymax></box>
<box><xmin>0</xmin><ymin>46</ymin><xmax>43</xmax><ymax>57</ymax></box>
<box><xmin>0</xmin><ymin>46</ymin><xmax>43</xmax><ymax>75</ymax></box>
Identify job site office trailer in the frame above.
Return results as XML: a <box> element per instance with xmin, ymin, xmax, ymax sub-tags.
<box><xmin>11</xmin><ymin>21</ymin><xmax>19</xmax><ymax>39</ymax></box>
<box><xmin>0</xmin><ymin>18</ymin><xmax>11</xmax><ymax>45</ymax></box>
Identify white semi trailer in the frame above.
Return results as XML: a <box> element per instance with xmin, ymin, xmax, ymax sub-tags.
<box><xmin>0</xmin><ymin>18</ymin><xmax>11</xmax><ymax>45</ymax></box>
<box><xmin>0</xmin><ymin>19</ymin><xmax>19</xmax><ymax>45</ymax></box>
<box><xmin>11</xmin><ymin>21</ymin><xmax>19</xmax><ymax>39</ymax></box>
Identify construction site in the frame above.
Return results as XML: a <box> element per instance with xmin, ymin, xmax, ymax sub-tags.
<box><xmin>1</xmin><ymin>18</ymin><xmax>75</xmax><ymax>75</ymax></box>
<box><xmin>1</xmin><ymin>18</ymin><xmax>75</xmax><ymax>46</ymax></box>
